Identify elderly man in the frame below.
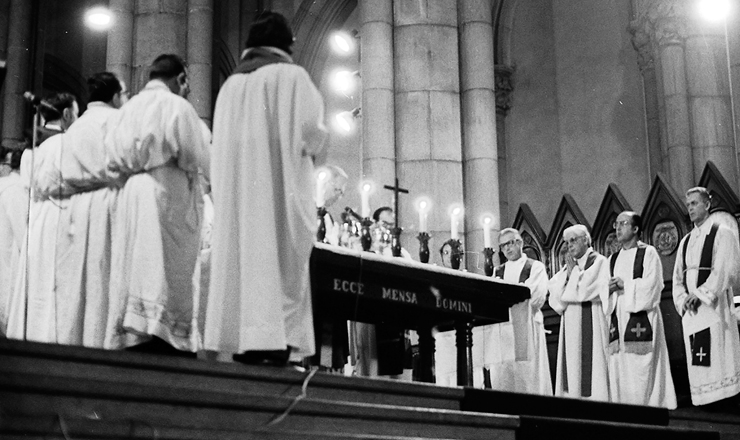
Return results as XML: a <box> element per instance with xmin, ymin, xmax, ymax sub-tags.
<box><xmin>607</xmin><ymin>211</ymin><xmax>676</xmax><ymax>408</ymax></box>
<box><xmin>205</xmin><ymin>12</ymin><xmax>327</xmax><ymax>366</ymax></box>
<box><xmin>673</xmin><ymin>187</ymin><xmax>740</xmax><ymax>406</ymax></box>
<box><xmin>479</xmin><ymin>227</ymin><xmax>551</xmax><ymax>395</ymax></box>
<box><xmin>548</xmin><ymin>224</ymin><xmax>610</xmax><ymax>401</ymax></box>
<box><xmin>105</xmin><ymin>54</ymin><xmax>208</xmax><ymax>356</ymax></box>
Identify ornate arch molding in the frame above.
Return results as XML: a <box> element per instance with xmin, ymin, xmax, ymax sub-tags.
<box><xmin>292</xmin><ymin>0</ymin><xmax>357</xmax><ymax>81</ymax></box>
<box><xmin>494</xmin><ymin>0</ymin><xmax>520</xmax><ymax>66</ymax></box>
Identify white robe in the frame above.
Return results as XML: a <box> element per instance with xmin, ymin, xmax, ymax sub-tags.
<box><xmin>475</xmin><ymin>256</ymin><xmax>552</xmax><ymax>395</ymax></box>
<box><xmin>0</xmin><ymin>171</ymin><xmax>27</xmax><ymax>336</ymax></box>
<box><xmin>6</xmin><ymin>105</ymin><xmax>120</xmax><ymax>346</ymax></box>
<box><xmin>673</xmin><ymin>220</ymin><xmax>740</xmax><ymax>405</ymax></box>
<box><xmin>205</xmin><ymin>55</ymin><xmax>327</xmax><ymax>359</ymax></box>
<box><xmin>104</xmin><ymin>80</ymin><xmax>207</xmax><ymax>351</ymax></box>
<box><xmin>606</xmin><ymin>244</ymin><xmax>677</xmax><ymax>408</ymax></box>
<box><xmin>548</xmin><ymin>248</ymin><xmax>610</xmax><ymax>401</ymax></box>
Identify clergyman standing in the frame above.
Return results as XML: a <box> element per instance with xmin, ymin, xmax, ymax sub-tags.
<box><xmin>607</xmin><ymin>211</ymin><xmax>676</xmax><ymax>408</ymax></box>
<box><xmin>673</xmin><ymin>187</ymin><xmax>740</xmax><ymax>406</ymax></box>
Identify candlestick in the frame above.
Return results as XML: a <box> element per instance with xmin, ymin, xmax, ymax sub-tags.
<box><xmin>390</xmin><ymin>226</ymin><xmax>402</xmax><ymax>257</ymax></box>
<box><xmin>360</xmin><ymin>217</ymin><xmax>373</xmax><ymax>251</ymax></box>
<box><xmin>440</xmin><ymin>238</ymin><xmax>463</xmax><ymax>270</ymax></box>
<box><xmin>483</xmin><ymin>247</ymin><xmax>494</xmax><ymax>276</ymax></box>
<box><xmin>417</xmin><ymin>232</ymin><xmax>431</xmax><ymax>263</ymax></box>
<box><xmin>316</xmin><ymin>206</ymin><xmax>327</xmax><ymax>242</ymax></box>
<box><xmin>360</xmin><ymin>182</ymin><xmax>371</xmax><ymax>217</ymax></box>
<box><xmin>449</xmin><ymin>205</ymin><xmax>462</xmax><ymax>240</ymax></box>
<box><xmin>417</xmin><ymin>199</ymin><xmax>429</xmax><ymax>233</ymax></box>
<box><xmin>451</xmin><ymin>216</ymin><xmax>458</xmax><ymax>239</ymax></box>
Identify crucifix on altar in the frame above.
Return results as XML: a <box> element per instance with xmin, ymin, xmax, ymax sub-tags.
<box><xmin>383</xmin><ymin>177</ymin><xmax>408</xmax><ymax>258</ymax></box>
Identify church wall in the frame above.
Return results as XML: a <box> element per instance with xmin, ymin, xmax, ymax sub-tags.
<box><xmin>551</xmin><ymin>0</ymin><xmax>650</xmax><ymax>224</ymax></box>
<box><xmin>505</xmin><ymin>0</ymin><xmax>562</xmax><ymax>230</ymax></box>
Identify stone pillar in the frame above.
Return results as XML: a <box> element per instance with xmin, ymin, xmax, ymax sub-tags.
<box><xmin>685</xmin><ymin>16</ymin><xmax>737</xmax><ymax>184</ymax></box>
<box><xmin>394</xmin><ymin>0</ymin><xmax>463</xmax><ymax>264</ymax></box>
<box><xmin>106</xmin><ymin>0</ymin><xmax>135</xmax><ymax>92</ymax></box>
<box><xmin>360</xmin><ymin>0</ymin><xmax>396</xmax><ymax>213</ymax></box>
<box><xmin>458</xmin><ymin>0</ymin><xmax>498</xmax><ymax>273</ymax></box>
<box><xmin>495</xmin><ymin>65</ymin><xmax>513</xmax><ymax>227</ymax></box>
<box><xmin>1</xmin><ymin>0</ymin><xmax>31</xmax><ymax>149</ymax></box>
<box><xmin>730</xmin><ymin>4</ymin><xmax>740</xmax><ymax>187</ymax></box>
<box><xmin>132</xmin><ymin>0</ymin><xmax>188</xmax><ymax>92</ymax></box>
<box><xmin>0</xmin><ymin>0</ymin><xmax>10</xmax><ymax>138</ymax></box>
<box><xmin>652</xmin><ymin>13</ymin><xmax>694</xmax><ymax>192</ymax></box>
<box><xmin>187</xmin><ymin>0</ymin><xmax>213</xmax><ymax>125</ymax></box>
<box><xmin>630</xmin><ymin>18</ymin><xmax>664</xmax><ymax>179</ymax></box>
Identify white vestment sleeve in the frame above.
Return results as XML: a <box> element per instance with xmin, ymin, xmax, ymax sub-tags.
<box><xmin>696</xmin><ymin>226</ymin><xmax>740</xmax><ymax>308</ymax></box>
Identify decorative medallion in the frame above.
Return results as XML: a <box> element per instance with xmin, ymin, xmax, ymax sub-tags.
<box><xmin>652</xmin><ymin>220</ymin><xmax>679</xmax><ymax>256</ymax></box>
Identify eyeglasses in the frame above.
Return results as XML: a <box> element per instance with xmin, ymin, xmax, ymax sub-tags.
<box><xmin>563</xmin><ymin>236</ymin><xmax>585</xmax><ymax>245</ymax></box>
<box><xmin>613</xmin><ymin>220</ymin><xmax>631</xmax><ymax>229</ymax></box>
<box><xmin>499</xmin><ymin>239</ymin><xmax>520</xmax><ymax>250</ymax></box>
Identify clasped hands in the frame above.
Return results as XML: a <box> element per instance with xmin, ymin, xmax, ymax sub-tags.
<box><xmin>682</xmin><ymin>292</ymin><xmax>702</xmax><ymax>315</ymax></box>
<box><xmin>608</xmin><ymin>276</ymin><xmax>624</xmax><ymax>294</ymax></box>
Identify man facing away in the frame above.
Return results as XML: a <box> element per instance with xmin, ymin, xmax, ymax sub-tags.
<box><xmin>5</xmin><ymin>92</ymin><xmax>78</xmax><ymax>342</ymax></box>
<box><xmin>205</xmin><ymin>12</ymin><xmax>328</xmax><ymax>366</ymax></box>
<box><xmin>607</xmin><ymin>211</ymin><xmax>676</xmax><ymax>408</ymax></box>
<box><xmin>548</xmin><ymin>224</ymin><xmax>610</xmax><ymax>401</ymax></box>
<box><xmin>6</xmin><ymin>74</ymin><xmax>127</xmax><ymax>347</ymax></box>
<box><xmin>479</xmin><ymin>227</ymin><xmax>551</xmax><ymax>395</ymax></box>
<box><xmin>673</xmin><ymin>187</ymin><xmax>740</xmax><ymax>406</ymax></box>
<box><xmin>105</xmin><ymin>54</ymin><xmax>208</xmax><ymax>355</ymax></box>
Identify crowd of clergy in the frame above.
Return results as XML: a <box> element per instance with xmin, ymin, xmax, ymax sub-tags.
<box><xmin>1</xmin><ymin>12</ymin><xmax>739</xmax><ymax>412</ymax></box>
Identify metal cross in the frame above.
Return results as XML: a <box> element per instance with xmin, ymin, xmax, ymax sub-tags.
<box><xmin>384</xmin><ymin>178</ymin><xmax>409</xmax><ymax>227</ymax></box>
<box><xmin>696</xmin><ymin>347</ymin><xmax>707</xmax><ymax>362</ymax></box>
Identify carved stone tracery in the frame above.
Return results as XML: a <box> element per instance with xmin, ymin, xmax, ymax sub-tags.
<box><xmin>494</xmin><ymin>64</ymin><xmax>514</xmax><ymax>116</ymax></box>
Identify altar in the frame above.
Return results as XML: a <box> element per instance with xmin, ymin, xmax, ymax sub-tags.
<box><xmin>309</xmin><ymin>243</ymin><xmax>530</xmax><ymax>385</ymax></box>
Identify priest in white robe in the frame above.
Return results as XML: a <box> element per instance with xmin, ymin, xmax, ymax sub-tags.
<box><xmin>104</xmin><ymin>55</ymin><xmax>207</xmax><ymax>354</ymax></box>
<box><xmin>673</xmin><ymin>187</ymin><xmax>740</xmax><ymax>406</ymax></box>
<box><xmin>478</xmin><ymin>227</ymin><xmax>552</xmax><ymax>395</ymax></box>
<box><xmin>5</xmin><ymin>93</ymin><xmax>79</xmax><ymax>343</ymax></box>
<box><xmin>205</xmin><ymin>12</ymin><xmax>328</xmax><ymax>365</ymax></box>
<box><xmin>0</xmin><ymin>149</ymin><xmax>27</xmax><ymax>336</ymax></box>
<box><xmin>548</xmin><ymin>224</ymin><xmax>610</xmax><ymax>401</ymax></box>
<box><xmin>607</xmin><ymin>211</ymin><xmax>676</xmax><ymax>408</ymax></box>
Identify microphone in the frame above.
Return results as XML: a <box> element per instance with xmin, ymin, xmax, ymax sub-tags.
<box><xmin>23</xmin><ymin>91</ymin><xmax>61</xmax><ymax>119</ymax></box>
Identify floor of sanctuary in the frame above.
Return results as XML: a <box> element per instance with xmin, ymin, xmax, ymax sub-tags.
<box><xmin>0</xmin><ymin>338</ymin><xmax>737</xmax><ymax>440</ymax></box>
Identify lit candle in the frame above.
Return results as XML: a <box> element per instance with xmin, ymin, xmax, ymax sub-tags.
<box><xmin>418</xmin><ymin>200</ymin><xmax>428</xmax><ymax>232</ymax></box>
<box><xmin>483</xmin><ymin>216</ymin><xmax>492</xmax><ymax>248</ymax></box>
<box><xmin>316</xmin><ymin>170</ymin><xmax>327</xmax><ymax>207</ymax></box>
<box><xmin>450</xmin><ymin>207</ymin><xmax>461</xmax><ymax>239</ymax></box>
<box><xmin>360</xmin><ymin>182</ymin><xmax>371</xmax><ymax>217</ymax></box>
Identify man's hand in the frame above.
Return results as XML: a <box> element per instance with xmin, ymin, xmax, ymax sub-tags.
<box><xmin>565</xmin><ymin>254</ymin><xmax>576</xmax><ymax>278</ymax></box>
<box><xmin>608</xmin><ymin>276</ymin><xmax>624</xmax><ymax>294</ymax></box>
<box><xmin>683</xmin><ymin>293</ymin><xmax>701</xmax><ymax>315</ymax></box>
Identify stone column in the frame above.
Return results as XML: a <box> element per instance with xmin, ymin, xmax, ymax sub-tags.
<box><xmin>132</xmin><ymin>0</ymin><xmax>188</xmax><ymax>92</ymax></box>
<box><xmin>495</xmin><ymin>65</ymin><xmax>513</xmax><ymax>227</ymax></box>
<box><xmin>187</xmin><ymin>0</ymin><xmax>213</xmax><ymax>125</ymax></box>
<box><xmin>360</xmin><ymin>0</ymin><xmax>396</xmax><ymax>213</ymax></box>
<box><xmin>730</xmin><ymin>1</ymin><xmax>740</xmax><ymax>186</ymax></box>
<box><xmin>0</xmin><ymin>0</ymin><xmax>10</xmax><ymax>138</ymax></box>
<box><xmin>106</xmin><ymin>0</ymin><xmax>135</xmax><ymax>92</ymax></box>
<box><xmin>685</xmin><ymin>16</ymin><xmax>736</xmax><ymax>184</ymax></box>
<box><xmin>1</xmin><ymin>0</ymin><xmax>32</xmax><ymax>149</ymax></box>
<box><xmin>630</xmin><ymin>18</ymin><xmax>664</xmax><ymax>179</ymax></box>
<box><xmin>394</xmin><ymin>0</ymin><xmax>463</xmax><ymax>264</ymax></box>
<box><xmin>652</xmin><ymin>13</ymin><xmax>694</xmax><ymax>192</ymax></box>
<box><xmin>458</xmin><ymin>0</ymin><xmax>498</xmax><ymax>273</ymax></box>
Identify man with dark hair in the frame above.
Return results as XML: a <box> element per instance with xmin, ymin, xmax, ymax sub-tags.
<box><xmin>607</xmin><ymin>211</ymin><xmax>676</xmax><ymax>408</ymax></box>
<box><xmin>36</xmin><ymin>92</ymin><xmax>78</xmax><ymax>145</ymax></box>
<box><xmin>5</xmin><ymin>73</ymin><xmax>127</xmax><ymax>346</ymax></box>
<box><xmin>103</xmin><ymin>55</ymin><xmax>207</xmax><ymax>356</ymax></box>
<box><xmin>205</xmin><ymin>12</ymin><xmax>327</xmax><ymax>365</ymax></box>
<box><xmin>673</xmin><ymin>187</ymin><xmax>740</xmax><ymax>406</ymax></box>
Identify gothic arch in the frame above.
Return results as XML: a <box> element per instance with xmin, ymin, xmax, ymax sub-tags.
<box><xmin>292</xmin><ymin>0</ymin><xmax>358</xmax><ymax>82</ymax></box>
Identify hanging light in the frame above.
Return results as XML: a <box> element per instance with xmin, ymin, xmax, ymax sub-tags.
<box><xmin>333</xmin><ymin>107</ymin><xmax>361</xmax><ymax>134</ymax></box>
<box><xmin>330</xmin><ymin>31</ymin><xmax>357</xmax><ymax>56</ymax></box>
<box><xmin>86</xmin><ymin>7</ymin><xmax>113</xmax><ymax>30</ymax></box>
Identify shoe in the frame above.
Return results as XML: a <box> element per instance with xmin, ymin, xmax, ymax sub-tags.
<box><xmin>233</xmin><ymin>347</ymin><xmax>291</xmax><ymax>366</ymax></box>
